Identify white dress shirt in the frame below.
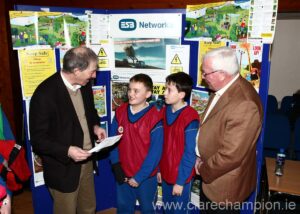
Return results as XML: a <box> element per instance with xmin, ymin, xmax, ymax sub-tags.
<box><xmin>195</xmin><ymin>73</ymin><xmax>239</xmax><ymax>157</ymax></box>
<box><xmin>60</xmin><ymin>72</ymin><xmax>81</xmax><ymax>92</ymax></box>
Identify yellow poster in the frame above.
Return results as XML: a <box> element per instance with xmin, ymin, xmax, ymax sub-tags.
<box><xmin>197</xmin><ymin>41</ymin><xmax>226</xmax><ymax>87</ymax></box>
<box><xmin>19</xmin><ymin>49</ymin><xmax>56</xmax><ymax>99</ymax></box>
<box><xmin>153</xmin><ymin>83</ymin><xmax>166</xmax><ymax>96</ymax></box>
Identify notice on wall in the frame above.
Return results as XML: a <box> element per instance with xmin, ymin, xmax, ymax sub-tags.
<box><xmin>112</xmin><ymin>38</ymin><xmax>180</xmax><ymax>82</ymax></box>
<box><xmin>92</xmin><ymin>85</ymin><xmax>107</xmax><ymax>117</ymax></box>
<box><xmin>247</xmin><ymin>0</ymin><xmax>278</xmax><ymax>44</ymax></box>
<box><xmin>185</xmin><ymin>1</ymin><xmax>250</xmax><ymax>42</ymax></box>
<box><xmin>111</xmin><ymin>81</ymin><xmax>129</xmax><ymax>112</ymax></box>
<box><xmin>190</xmin><ymin>89</ymin><xmax>209</xmax><ymax>116</ymax></box>
<box><xmin>31</xmin><ymin>148</ymin><xmax>45</xmax><ymax>187</ymax></box>
<box><xmin>10</xmin><ymin>11</ymin><xmax>89</xmax><ymax>49</ymax></box>
<box><xmin>9</xmin><ymin>11</ymin><xmax>39</xmax><ymax>49</ymax></box>
<box><xmin>229</xmin><ymin>41</ymin><xmax>263</xmax><ymax>92</ymax></box>
<box><xmin>90</xmin><ymin>41</ymin><xmax>115</xmax><ymax>71</ymax></box>
<box><xmin>197</xmin><ymin>41</ymin><xmax>226</xmax><ymax>87</ymax></box>
<box><xmin>153</xmin><ymin>83</ymin><xmax>166</xmax><ymax>96</ymax></box>
<box><xmin>18</xmin><ymin>49</ymin><xmax>56</xmax><ymax>99</ymax></box>
<box><xmin>89</xmin><ymin>14</ymin><xmax>110</xmax><ymax>44</ymax></box>
<box><xmin>166</xmin><ymin>45</ymin><xmax>190</xmax><ymax>75</ymax></box>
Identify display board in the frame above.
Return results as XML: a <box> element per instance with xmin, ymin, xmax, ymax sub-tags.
<box><xmin>13</xmin><ymin>3</ymin><xmax>271</xmax><ymax>214</ymax></box>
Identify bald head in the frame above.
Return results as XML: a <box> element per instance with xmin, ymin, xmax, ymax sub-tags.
<box><xmin>63</xmin><ymin>47</ymin><xmax>98</xmax><ymax>73</ymax></box>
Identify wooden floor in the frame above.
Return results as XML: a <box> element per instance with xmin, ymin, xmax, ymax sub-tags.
<box><xmin>12</xmin><ymin>188</ymin><xmax>34</xmax><ymax>214</ymax></box>
<box><xmin>11</xmin><ymin>188</ymin><xmax>125</xmax><ymax>214</ymax></box>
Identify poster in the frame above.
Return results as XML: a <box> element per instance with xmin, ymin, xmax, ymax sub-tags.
<box><xmin>153</xmin><ymin>83</ymin><xmax>166</xmax><ymax>96</ymax></box>
<box><xmin>89</xmin><ymin>14</ymin><xmax>110</xmax><ymax>44</ymax></box>
<box><xmin>112</xmin><ymin>38</ymin><xmax>180</xmax><ymax>82</ymax></box>
<box><xmin>166</xmin><ymin>45</ymin><xmax>190</xmax><ymax>74</ymax></box>
<box><xmin>190</xmin><ymin>90</ymin><xmax>209</xmax><ymax>116</ymax></box>
<box><xmin>93</xmin><ymin>85</ymin><xmax>107</xmax><ymax>117</ymax></box>
<box><xmin>110</xmin><ymin>13</ymin><xmax>182</xmax><ymax>82</ymax></box>
<box><xmin>18</xmin><ymin>49</ymin><xmax>56</xmax><ymax>99</ymax></box>
<box><xmin>152</xmin><ymin>83</ymin><xmax>166</xmax><ymax>109</ymax></box>
<box><xmin>37</xmin><ymin>12</ymin><xmax>89</xmax><ymax>47</ymax></box>
<box><xmin>247</xmin><ymin>0</ymin><xmax>278</xmax><ymax>43</ymax></box>
<box><xmin>185</xmin><ymin>1</ymin><xmax>250</xmax><ymax>42</ymax></box>
<box><xmin>31</xmin><ymin>148</ymin><xmax>45</xmax><ymax>187</ymax></box>
<box><xmin>111</xmin><ymin>81</ymin><xmax>129</xmax><ymax>112</ymax></box>
<box><xmin>10</xmin><ymin>11</ymin><xmax>89</xmax><ymax>48</ymax></box>
<box><xmin>60</xmin><ymin>13</ymin><xmax>90</xmax><ymax>47</ymax></box>
<box><xmin>9</xmin><ymin>11</ymin><xmax>39</xmax><ymax>49</ymax></box>
<box><xmin>37</xmin><ymin>12</ymin><xmax>66</xmax><ymax>47</ymax></box>
<box><xmin>229</xmin><ymin>41</ymin><xmax>263</xmax><ymax>92</ymax></box>
<box><xmin>90</xmin><ymin>41</ymin><xmax>115</xmax><ymax>71</ymax></box>
<box><xmin>197</xmin><ymin>41</ymin><xmax>226</xmax><ymax>87</ymax></box>
<box><xmin>59</xmin><ymin>47</ymin><xmax>71</xmax><ymax>69</ymax></box>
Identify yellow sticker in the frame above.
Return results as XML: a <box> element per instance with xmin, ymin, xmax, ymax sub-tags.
<box><xmin>261</xmin><ymin>33</ymin><xmax>272</xmax><ymax>38</ymax></box>
<box><xmin>171</xmin><ymin>54</ymin><xmax>181</xmax><ymax>64</ymax></box>
<box><xmin>153</xmin><ymin>84</ymin><xmax>166</xmax><ymax>95</ymax></box>
<box><xmin>171</xmin><ymin>66</ymin><xmax>183</xmax><ymax>73</ymax></box>
<box><xmin>98</xmin><ymin>48</ymin><xmax>107</xmax><ymax>57</ymax></box>
<box><xmin>98</xmin><ymin>59</ymin><xmax>109</xmax><ymax>68</ymax></box>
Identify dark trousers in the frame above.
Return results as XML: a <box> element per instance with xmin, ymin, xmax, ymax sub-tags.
<box><xmin>200</xmin><ymin>189</ymin><xmax>240</xmax><ymax>214</ymax></box>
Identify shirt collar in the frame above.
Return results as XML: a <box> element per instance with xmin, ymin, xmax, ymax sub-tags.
<box><xmin>60</xmin><ymin>72</ymin><xmax>81</xmax><ymax>92</ymax></box>
<box><xmin>215</xmin><ymin>73</ymin><xmax>239</xmax><ymax>97</ymax></box>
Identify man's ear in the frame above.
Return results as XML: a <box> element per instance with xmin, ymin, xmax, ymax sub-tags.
<box><xmin>73</xmin><ymin>68</ymin><xmax>81</xmax><ymax>76</ymax></box>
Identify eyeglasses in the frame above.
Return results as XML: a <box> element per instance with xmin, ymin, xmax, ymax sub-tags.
<box><xmin>202</xmin><ymin>70</ymin><xmax>220</xmax><ymax>77</ymax></box>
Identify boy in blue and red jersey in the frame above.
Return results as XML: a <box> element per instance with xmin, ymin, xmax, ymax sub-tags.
<box><xmin>159</xmin><ymin>72</ymin><xmax>200</xmax><ymax>213</ymax></box>
<box><xmin>110</xmin><ymin>73</ymin><xmax>163</xmax><ymax>213</ymax></box>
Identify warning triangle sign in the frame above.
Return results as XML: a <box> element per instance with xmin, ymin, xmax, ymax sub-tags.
<box><xmin>98</xmin><ymin>48</ymin><xmax>107</xmax><ymax>57</ymax></box>
<box><xmin>171</xmin><ymin>54</ymin><xmax>181</xmax><ymax>64</ymax></box>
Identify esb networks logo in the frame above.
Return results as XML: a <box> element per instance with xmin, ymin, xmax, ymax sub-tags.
<box><xmin>119</xmin><ymin>19</ymin><xmax>136</xmax><ymax>31</ymax></box>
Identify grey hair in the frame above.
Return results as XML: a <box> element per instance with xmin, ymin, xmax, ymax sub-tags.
<box><xmin>63</xmin><ymin>47</ymin><xmax>98</xmax><ymax>73</ymax></box>
<box><xmin>202</xmin><ymin>46</ymin><xmax>239</xmax><ymax>75</ymax></box>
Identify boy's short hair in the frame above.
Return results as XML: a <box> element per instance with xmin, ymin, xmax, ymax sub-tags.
<box><xmin>166</xmin><ymin>72</ymin><xmax>193</xmax><ymax>100</ymax></box>
<box><xmin>129</xmin><ymin>73</ymin><xmax>153</xmax><ymax>93</ymax></box>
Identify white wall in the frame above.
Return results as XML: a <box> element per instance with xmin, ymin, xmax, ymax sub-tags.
<box><xmin>269</xmin><ymin>18</ymin><xmax>300</xmax><ymax>104</ymax></box>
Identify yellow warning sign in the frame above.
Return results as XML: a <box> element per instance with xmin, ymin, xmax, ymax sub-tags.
<box><xmin>171</xmin><ymin>54</ymin><xmax>181</xmax><ymax>64</ymax></box>
<box><xmin>98</xmin><ymin>59</ymin><xmax>109</xmax><ymax>68</ymax></box>
<box><xmin>171</xmin><ymin>66</ymin><xmax>183</xmax><ymax>73</ymax></box>
<box><xmin>98</xmin><ymin>48</ymin><xmax>107</xmax><ymax>57</ymax></box>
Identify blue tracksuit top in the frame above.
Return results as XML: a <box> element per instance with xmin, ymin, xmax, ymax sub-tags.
<box><xmin>109</xmin><ymin>103</ymin><xmax>163</xmax><ymax>184</ymax></box>
<box><xmin>165</xmin><ymin>104</ymin><xmax>199</xmax><ymax>185</ymax></box>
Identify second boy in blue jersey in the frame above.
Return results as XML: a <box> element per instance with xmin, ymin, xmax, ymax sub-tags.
<box><xmin>159</xmin><ymin>72</ymin><xmax>200</xmax><ymax>213</ymax></box>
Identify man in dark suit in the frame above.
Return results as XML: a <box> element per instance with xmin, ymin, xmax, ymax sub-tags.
<box><xmin>30</xmin><ymin>47</ymin><xmax>106</xmax><ymax>214</ymax></box>
<box><xmin>196</xmin><ymin>47</ymin><xmax>263</xmax><ymax>213</ymax></box>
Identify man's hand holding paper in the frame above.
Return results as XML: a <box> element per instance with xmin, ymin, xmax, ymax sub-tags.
<box><xmin>88</xmin><ymin>135</ymin><xmax>122</xmax><ymax>153</ymax></box>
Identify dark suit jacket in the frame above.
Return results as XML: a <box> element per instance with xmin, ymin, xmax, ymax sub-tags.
<box><xmin>29</xmin><ymin>72</ymin><xmax>99</xmax><ymax>192</ymax></box>
<box><xmin>198</xmin><ymin>76</ymin><xmax>263</xmax><ymax>203</ymax></box>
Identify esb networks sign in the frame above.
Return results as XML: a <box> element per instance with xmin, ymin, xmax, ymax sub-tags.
<box><xmin>114</xmin><ymin>14</ymin><xmax>182</xmax><ymax>38</ymax></box>
<box><xmin>119</xmin><ymin>19</ymin><xmax>137</xmax><ymax>31</ymax></box>
<box><xmin>119</xmin><ymin>19</ymin><xmax>170</xmax><ymax>31</ymax></box>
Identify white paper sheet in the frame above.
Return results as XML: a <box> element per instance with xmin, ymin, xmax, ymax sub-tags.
<box><xmin>88</xmin><ymin>134</ymin><xmax>122</xmax><ymax>153</ymax></box>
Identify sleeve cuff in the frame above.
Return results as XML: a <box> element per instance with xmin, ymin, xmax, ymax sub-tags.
<box><xmin>111</xmin><ymin>162</ymin><xmax>126</xmax><ymax>184</ymax></box>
